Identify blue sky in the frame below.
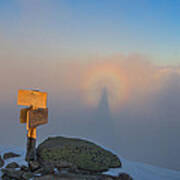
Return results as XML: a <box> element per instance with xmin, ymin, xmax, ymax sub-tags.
<box><xmin>0</xmin><ymin>0</ymin><xmax>180</xmax><ymax>65</ymax></box>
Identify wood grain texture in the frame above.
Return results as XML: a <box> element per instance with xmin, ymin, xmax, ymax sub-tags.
<box><xmin>17</xmin><ymin>90</ymin><xmax>47</xmax><ymax>108</ymax></box>
<box><xmin>19</xmin><ymin>106</ymin><xmax>32</xmax><ymax>124</ymax></box>
<box><xmin>28</xmin><ymin>108</ymin><xmax>48</xmax><ymax>128</ymax></box>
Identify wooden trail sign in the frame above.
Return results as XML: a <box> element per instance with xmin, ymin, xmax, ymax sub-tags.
<box><xmin>17</xmin><ymin>89</ymin><xmax>48</xmax><ymax>161</ymax></box>
<box><xmin>27</xmin><ymin>108</ymin><xmax>48</xmax><ymax>129</ymax></box>
<box><xmin>20</xmin><ymin>106</ymin><xmax>32</xmax><ymax>124</ymax></box>
<box><xmin>17</xmin><ymin>89</ymin><xmax>48</xmax><ymax>128</ymax></box>
<box><xmin>17</xmin><ymin>89</ymin><xmax>47</xmax><ymax>108</ymax></box>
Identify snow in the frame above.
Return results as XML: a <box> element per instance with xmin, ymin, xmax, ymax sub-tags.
<box><xmin>104</xmin><ymin>155</ymin><xmax>180</xmax><ymax>180</ymax></box>
<box><xmin>0</xmin><ymin>145</ymin><xmax>27</xmax><ymax>178</ymax></box>
<box><xmin>0</xmin><ymin>145</ymin><xmax>180</xmax><ymax>180</ymax></box>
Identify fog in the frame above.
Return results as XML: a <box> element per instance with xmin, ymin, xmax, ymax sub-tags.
<box><xmin>0</xmin><ymin>55</ymin><xmax>180</xmax><ymax>170</ymax></box>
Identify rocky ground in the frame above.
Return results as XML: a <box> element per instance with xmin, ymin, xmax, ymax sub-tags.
<box><xmin>0</xmin><ymin>136</ymin><xmax>133</xmax><ymax>180</ymax></box>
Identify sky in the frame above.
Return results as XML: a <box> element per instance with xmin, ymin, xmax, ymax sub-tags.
<box><xmin>0</xmin><ymin>0</ymin><xmax>180</xmax><ymax>171</ymax></box>
<box><xmin>1</xmin><ymin>0</ymin><xmax>180</xmax><ymax>65</ymax></box>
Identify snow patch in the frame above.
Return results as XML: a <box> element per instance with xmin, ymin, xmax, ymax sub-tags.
<box><xmin>104</xmin><ymin>155</ymin><xmax>180</xmax><ymax>180</ymax></box>
<box><xmin>0</xmin><ymin>146</ymin><xmax>27</xmax><ymax>178</ymax></box>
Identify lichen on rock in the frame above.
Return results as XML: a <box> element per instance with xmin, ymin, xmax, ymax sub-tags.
<box><xmin>37</xmin><ymin>136</ymin><xmax>121</xmax><ymax>172</ymax></box>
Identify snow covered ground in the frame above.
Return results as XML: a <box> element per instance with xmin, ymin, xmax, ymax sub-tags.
<box><xmin>105</xmin><ymin>155</ymin><xmax>180</xmax><ymax>180</ymax></box>
<box><xmin>0</xmin><ymin>146</ymin><xmax>27</xmax><ymax>170</ymax></box>
<box><xmin>0</xmin><ymin>145</ymin><xmax>180</xmax><ymax>180</ymax></box>
<box><xmin>0</xmin><ymin>146</ymin><xmax>28</xmax><ymax>179</ymax></box>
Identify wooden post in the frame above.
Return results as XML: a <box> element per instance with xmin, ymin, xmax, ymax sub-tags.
<box><xmin>17</xmin><ymin>89</ymin><xmax>48</xmax><ymax>162</ymax></box>
<box><xmin>26</xmin><ymin>106</ymin><xmax>37</xmax><ymax>161</ymax></box>
<box><xmin>27</xmin><ymin>106</ymin><xmax>37</xmax><ymax>139</ymax></box>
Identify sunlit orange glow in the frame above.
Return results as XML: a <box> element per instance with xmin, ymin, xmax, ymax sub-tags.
<box><xmin>81</xmin><ymin>62</ymin><xmax>130</xmax><ymax>111</ymax></box>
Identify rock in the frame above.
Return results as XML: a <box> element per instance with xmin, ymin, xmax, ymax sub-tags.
<box><xmin>39</xmin><ymin>166</ymin><xmax>55</xmax><ymax>175</ymax></box>
<box><xmin>118</xmin><ymin>173</ymin><xmax>133</xmax><ymax>180</ymax></box>
<box><xmin>33</xmin><ymin>173</ymin><xmax>131</xmax><ymax>180</ymax></box>
<box><xmin>37</xmin><ymin>136</ymin><xmax>121</xmax><ymax>173</ymax></box>
<box><xmin>5</xmin><ymin>162</ymin><xmax>19</xmax><ymax>169</ymax></box>
<box><xmin>1</xmin><ymin>168</ymin><xmax>24</xmax><ymax>179</ymax></box>
<box><xmin>3</xmin><ymin>152</ymin><xmax>20</xmax><ymax>160</ymax></box>
<box><xmin>22</xmin><ymin>172</ymin><xmax>35</xmax><ymax>180</ymax></box>
<box><xmin>1</xmin><ymin>174</ymin><xmax>11</xmax><ymax>180</ymax></box>
<box><xmin>29</xmin><ymin>160</ymin><xmax>41</xmax><ymax>172</ymax></box>
<box><xmin>20</xmin><ymin>165</ymin><xmax>29</xmax><ymax>172</ymax></box>
<box><xmin>0</xmin><ymin>155</ymin><xmax>4</xmax><ymax>168</ymax></box>
<box><xmin>32</xmin><ymin>166</ymin><xmax>53</xmax><ymax>176</ymax></box>
<box><xmin>33</xmin><ymin>173</ymin><xmax>109</xmax><ymax>180</ymax></box>
<box><xmin>34</xmin><ymin>174</ymin><xmax>61</xmax><ymax>180</ymax></box>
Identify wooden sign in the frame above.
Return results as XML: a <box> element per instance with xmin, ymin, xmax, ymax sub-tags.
<box><xmin>27</xmin><ymin>108</ymin><xmax>48</xmax><ymax>129</ymax></box>
<box><xmin>19</xmin><ymin>106</ymin><xmax>32</xmax><ymax>124</ymax></box>
<box><xmin>17</xmin><ymin>89</ymin><xmax>47</xmax><ymax>108</ymax></box>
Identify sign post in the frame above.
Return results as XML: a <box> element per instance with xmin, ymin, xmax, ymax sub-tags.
<box><xmin>17</xmin><ymin>89</ymin><xmax>48</xmax><ymax>162</ymax></box>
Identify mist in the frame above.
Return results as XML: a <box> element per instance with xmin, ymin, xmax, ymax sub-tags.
<box><xmin>0</xmin><ymin>54</ymin><xmax>180</xmax><ymax>171</ymax></box>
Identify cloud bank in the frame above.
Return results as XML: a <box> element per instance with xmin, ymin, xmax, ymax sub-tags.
<box><xmin>0</xmin><ymin>54</ymin><xmax>180</xmax><ymax>170</ymax></box>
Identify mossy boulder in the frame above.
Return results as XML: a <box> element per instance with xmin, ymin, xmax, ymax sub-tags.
<box><xmin>5</xmin><ymin>162</ymin><xmax>19</xmax><ymax>169</ymax></box>
<box><xmin>37</xmin><ymin>136</ymin><xmax>121</xmax><ymax>172</ymax></box>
